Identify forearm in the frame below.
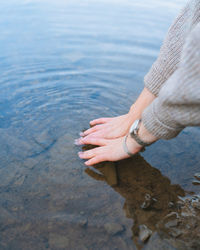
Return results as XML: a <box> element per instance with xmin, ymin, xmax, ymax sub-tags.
<box><xmin>128</xmin><ymin>87</ymin><xmax>156</xmax><ymax>119</ymax></box>
<box><xmin>127</xmin><ymin>22</ymin><xmax>200</xmax><ymax>151</ymax></box>
<box><xmin>142</xmin><ymin>24</ymin><xmax>200</xmax><ymax>140</ymax></box>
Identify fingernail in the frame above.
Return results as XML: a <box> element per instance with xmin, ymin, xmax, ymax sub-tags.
<box><xmin>78</xmin><ymin>152</ymin><xmax>83</xmax><ymax>158</ymax></box>
<box><xmin>74</xmin><ymin>139</ymin><xmax>79</xmax><ymax>145</ymax></box>
<box><xmin>79</xmin><ymin>132</ymin><xmax>84</xmax><ymax>136</ymax></box>
<box><xmin>74</xmin><ymin>139</ymin><xmax>83</xmax><ymax>145</ymax></box>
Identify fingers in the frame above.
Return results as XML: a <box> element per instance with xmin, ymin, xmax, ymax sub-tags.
<box><xmin>85</xmin><ymin>156</ymin><xmax>105</xmax><ymax>166</ymax></box>
<box><xmin>85</xmin><ymin>129</ymin><xmax>111</xmax><ymax>139</ymax></box>
<box><xmin>78</xmin><ymin>148</ymin><xmax>96</xmax><ymax>159</ymax></box>
<box><xmin>80</xmin><ymin>124</ymin><xmax>102</xmax><ymax>137</ymax></box>
<box><xmin>78</xmin><ymin>147</ymin><xmax>106</xmax><ymax>165</ymax></box>
<box><xmin>78</xmin><ymin>136</ymin><xmax>107</xmax><ymax>146</ymax></box>
<box><xmin>90</xmin><ymin>117</ymin><xmax>112</xmax><ymax>126</ymax></box>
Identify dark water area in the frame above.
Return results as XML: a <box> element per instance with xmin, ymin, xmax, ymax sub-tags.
<box><xmin>1</xmin><ymin>0</ymin><xmax>200</xmax><ymax>249</ymax></box>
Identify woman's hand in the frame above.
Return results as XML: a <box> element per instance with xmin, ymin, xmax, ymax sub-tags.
<box><xmin>76</xmin><ymin>88</ymin><xmax>157</xmax><ymax>166</ymax></box>
<box><xmin>80</xmin><ymin>113</ymin><xmax>134</xmax><ymax>139</ymax></box>
<box><xmin>77</xmin><ymin>135</ymin><xmax>143</xmax><ymax>166</ymax></box>
<box><xmin>76</xmin><ymin>121</ymin><xmax>158</xmax><ymax>166</ymax></box>
<box><xmin>80</xmin><ymin>88</ymin><xmax>156</xmax><ymax>140</ymax></box>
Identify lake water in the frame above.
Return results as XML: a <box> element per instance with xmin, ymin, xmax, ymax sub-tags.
<box><xmin>1</xmin><ymin>0</ymin><xmax>199</xmax><ymax>249</ymax></box>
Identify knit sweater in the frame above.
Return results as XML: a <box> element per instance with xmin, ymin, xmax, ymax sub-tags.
<box><xmin>142</xmin><ymin>0</ymin><xmax>200</xmax><ymax>140</ymax></box>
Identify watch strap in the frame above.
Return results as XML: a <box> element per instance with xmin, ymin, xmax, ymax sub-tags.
<box><xmin>123</xmin><ymin>135</ymin><xmax>145</xmax><ymax>157</ymax></box>
<box><xmin>130</xmin><ymin>133</ymin><xmax>153</xmax><ymax>147</ymax></box>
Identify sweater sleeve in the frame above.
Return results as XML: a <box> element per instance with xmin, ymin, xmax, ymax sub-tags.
<box><xmin>144</xmin><ymin>0</ymin><xmax>200</xmax><ymax>96</ymax></box>
<box><xmin>142</xmin><ymin>23</ymin><xmax>200</xmax><ymax>140</ymax></box>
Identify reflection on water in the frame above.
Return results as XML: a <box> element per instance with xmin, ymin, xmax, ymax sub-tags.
<box><xmin>85</xmin><ymin>154</ymin><xmax>200</xmax><ymax>249</ymax></box>
<box><xmin>1</xmin><ymin>0</ymin><xmax>200</xmax><ymax>249</ymax></box>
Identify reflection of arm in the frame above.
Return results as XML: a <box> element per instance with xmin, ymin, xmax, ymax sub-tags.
<box><xmin>144</xmin><ymin>0</ymin><xmax>200</xmax><ymax>96</ymax></box>
<box><xmin>142</xmin><ymin>24</ymin><xmax>200</xmax><ymax>140</ymax></box>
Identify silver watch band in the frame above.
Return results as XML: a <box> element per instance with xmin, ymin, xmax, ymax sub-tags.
<box><xmin>123</xmin><ymin>135</ymin><xmax>145</xmax><ymax>157</ymax></box>
<box><xmin>123</xmin><ymin>135</ymin><xmax>136</xmax><ymax>157</ymax></box>
<box><xmin>130</xmin><ymin>133</ymin><xmax>153</xmax><ymax>147</ymax></box>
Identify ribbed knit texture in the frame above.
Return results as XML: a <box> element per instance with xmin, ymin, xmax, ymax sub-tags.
<box><xmin>144</xmin><ymin>0</ymin><xmax>200</xmax><ymax>97</ymax></box>
<box><xmin>142</xmin><ymin>1</ymin><xmax>200</xmax><ymax>140</ymax></box>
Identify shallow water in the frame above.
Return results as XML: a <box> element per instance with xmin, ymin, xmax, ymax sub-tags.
<box><xmin>0</xmin><ymin>0</ymin><xmax>199</xmax><ymax>249</ymax></box>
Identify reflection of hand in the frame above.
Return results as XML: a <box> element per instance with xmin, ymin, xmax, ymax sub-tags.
<box><xmin>84</xmin><ymin>154</ymin><xmax>186</xmax><ymax>248</ymax></box>
<box><xmin>77</xmin><ymin>136</ymin><xmax>142</xmax><ymax>166</ymax></box>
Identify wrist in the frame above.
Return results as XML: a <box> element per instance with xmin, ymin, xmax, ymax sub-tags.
<box><xmin>123</xmin><ymin>134</ymin><xmax>143</xmax><ymax>156</ymax></box>
<box><xmin>128</xmin><ymin>87</ymin><xmax>156</xmax><ymax>119</ymax></box>
<box><xmin>129</xmin><ymin>104</ymin><xmax>135</xmax><ymax>115</ymax></box>
<box><xmin>129</xmin><ymin>119</ymin><xmax>158</xmax><ymax>148</ymax></box>
<box><xmin>123</xmin><ymin>115</ymin><xmax>158</xmax><ymax>157</ymax></box>
<box><xmin>138</xmin><ymin>122</ymin><xmax>158</xmax><ymax>144</ymax></box>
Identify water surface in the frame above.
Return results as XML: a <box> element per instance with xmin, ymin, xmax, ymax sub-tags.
<box><xmin>1</xmin><ymin>0</ymin><xmax>199</xmax><ymax>249</ymax></box>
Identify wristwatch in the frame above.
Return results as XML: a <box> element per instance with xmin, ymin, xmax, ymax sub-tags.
<box><xmin>129</xmin><ymin>119</ymin><xmax>153</xmax><ymax>147</ymax></box>
<box><xmin>123</xmin><ymin>119</ymin><xmax>153</xmax><ymax>157</ymax></box>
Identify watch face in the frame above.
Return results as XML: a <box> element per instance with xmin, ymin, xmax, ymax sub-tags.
<box><xmin>129</xmin><ymin>119</ymin><xmax>140</xmax><ymax>134</ymax></box>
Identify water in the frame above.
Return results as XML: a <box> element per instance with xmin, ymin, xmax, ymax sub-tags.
<box><xmin>0</xmin><ymin>0</ymin><xmax>199</xmax><ymax>249</ymax></box>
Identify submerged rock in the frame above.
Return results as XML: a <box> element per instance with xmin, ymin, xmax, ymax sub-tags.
<box><xmin>144</xmin><ymin>232</ymin><xmax>176</xmax><ymax>250</ymax></box>
<box><xmin>168</xmin><ymin>202</ymin><xmax>174</xmax><ymax>208</ymax></box>
<box><xmin>192</xmin><ymin>180</ymin><xmax>200</xmax><ymax>185</ymax></box>
<box><xmin>78</xmin><ymin>218</ymin><xmax>88</xmax><ymax>227</ymax></box>
<box><xmin>194</xmin><ymin>173</ymin><xmax>200</xmax><ymax>181</ymax></box>
<box><xmin>185</xmin><ymin>217</ymin><xmax>197</xmax><ymax>229</ymax></box>
<box><xmin>164</xmin><ymin>219</ymin><xmax>179</xmax><ymax>229</ymax></box>
<box><xmin>140</xmin><ymin>193</ymin><xmax>156</xmax><ymax>210</ymax></box>
<box><xmin>169</xmin><ymin>228</ymin><xmax>182</xmax><ymax>238</ymax></box>
<box><xmin>164</xmin><ymin>212</ymin><xmax>179</xmax><ymax>220</ymax></box>
<box><xmin>191</xmin><ymin>196</ymin><xmax>200</xmax><ymax>210</ymax></box>
<box><xmin>104</xmin><ymin>222</ymin><xmax>124</xmax><ymax>236</ymax></box>
<box><xmin>139</xmin><ymin>224</ymin><xmax>152</xmax><ymax>242</ymax></box>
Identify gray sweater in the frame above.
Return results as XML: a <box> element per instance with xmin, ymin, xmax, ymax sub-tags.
<box><xmin>142</xmin><ymin>0</ymin><xmax>200</xmax><ymax>140</ymax></box>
